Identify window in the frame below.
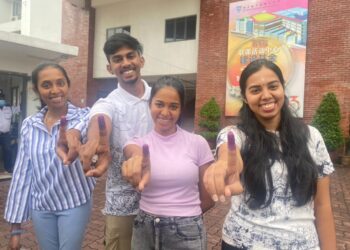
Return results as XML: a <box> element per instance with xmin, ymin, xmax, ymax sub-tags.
<box><xmin>12</xmin><ymin>0</ymin><xmax>22</xmax><ymax>20</ymax></box>
<box><xmin>165</xmin><ymin>15</ymin><xmax>196</xmax><ymax>42</ymax></box>
<box><xmin>106</xmin><ymin>26</ymin><xmax>131</xmax><ymax>39</ymax></box>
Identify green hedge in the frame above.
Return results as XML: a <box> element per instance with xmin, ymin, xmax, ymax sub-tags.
<box><xmin>198</xmin><ymin>97</ymin><xmax>221</xmax><ymax>144</ymax></box>
<box><xmin>311</xmin><ymin>92</ymin><xmax>344</xmax><ymax>151</ymax></box>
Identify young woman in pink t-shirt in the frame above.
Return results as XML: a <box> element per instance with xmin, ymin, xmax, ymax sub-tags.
<box><xmin>122</xmin><ymin>76</ymin><xmax>214</xmax><ymax>250</ymax></box>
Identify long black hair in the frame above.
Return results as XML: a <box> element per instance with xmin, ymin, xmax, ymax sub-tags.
<box><xmin>238</xmin><ymin>59</ymin><xmax>318</xmax><ymax>209</ymax></box>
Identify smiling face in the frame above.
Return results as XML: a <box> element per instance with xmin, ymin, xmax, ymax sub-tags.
<box><xmin>36</xmin><ymin>67</ymin><xmax>69</xmax><ymax>112</ymax></box>
<box><xmin>107</xmin><ymin>46</ymin><xmax>144</xmax><ymax>87</ymax></box>
<box><xmin>244</xmin><ymin>66</ymin><xmax>285</xmax><ymax>129</ymax></box>
<box><xmin>150</xmin><ymin>86</ymin><xmax>181</xmax><ymax>136</ymax></box>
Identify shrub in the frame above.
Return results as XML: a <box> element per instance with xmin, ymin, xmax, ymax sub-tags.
<box><xmin>198</xmin><ymin>97</ymin><xmax>221</xmax><ymax>146</ymax></box>
<box><xmin>311</xmin><ymin>92</ymin><xmax>344</xmax><ymax>151</ymax></box>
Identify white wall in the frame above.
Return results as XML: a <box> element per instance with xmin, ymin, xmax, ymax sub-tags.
<box><xmin>21</xmin><ymin>0</ymin><xmax>62</xmax><ymax>43</ymax></box>
<box><xmin>26</xmin><ymin>84</ymin><xmax>40</xmax><ymax>117</ymax></box>
<box><xmin>93</xmin><ymin>0</ymin><xmax>200</xmax><ymax>78</ymax></box>
<box><xmin>0</xmin><ymin>0</ymin><xmax>12</xmax><ymax>23</ymax></box>
<box><xmin>0</xmin><ymin>20</ymin><xmax>20</xmax><ymax>33</ymax></box>
<box><xmin>0</xmin><ymin>0</ymin><xmax>20</xmax><ymax>33</ymax></box>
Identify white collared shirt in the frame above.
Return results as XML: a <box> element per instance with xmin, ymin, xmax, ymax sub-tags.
<box><xmin>0</xmin><ymin>106</ymin><xmax>13</xmax><ymax>133</ymax></box>
<box><xmin>89</xmin><ymin>80</ymin><xmax>153</xmax><ymax>215</ymax></box>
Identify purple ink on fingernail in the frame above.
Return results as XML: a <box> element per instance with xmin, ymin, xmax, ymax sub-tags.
<box><xmin>98</xmin><ymin>115</ymin><xmax>106</xmax><ymax>130</ymax></box>
<box><xmin>60</xmin><ymin>116</ymin><xmax>67</xmax><ymax>127</ymax></box>
<box><xmin>227</xmin><ymin>131</ymin><xmax>235</xmax><ymax>150</ymax></box>
<box><xmin>143</xmin><ymin>144</ymin><xmax>150</xmax><ymax>157</ymax></box>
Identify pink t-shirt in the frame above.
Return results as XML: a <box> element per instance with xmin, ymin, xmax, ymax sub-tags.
<box><xmin>126</xmin><ymin>126</ymin><xmax>214</xmax><ymax>217</ymax></box>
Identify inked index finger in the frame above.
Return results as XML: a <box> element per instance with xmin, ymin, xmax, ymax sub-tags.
<box><xmin>56</xmin><ymin>116</ymin><xmax>69</xmax><ymax>164</ymax></box>
<box><xmin>98</xmin><ymin>115</ymin><xmax>107</xmax><ymax>144</ymax></box>
<box><xmin>226</xmin><ymin>131</ymin><xmax>237</xmax><ymax>175</ymax></box>
<box><xmin>142</xmin><ymin>144</ymin><xmax>150</xmax><ymax>166</ymax></box>
<box><xmin>86</xmin><ymin>115</ymin><xmax>111</xmax><ymax>177</ymax></box>
<box><xmin>139</xmin><ymin>144</ymin><xmax>151</xmax><ymax>191</ymax></box>
<box><xmin>59</xmin><ymin>116</ymin><xmax>68</xmax><ymax>139</ymax></box>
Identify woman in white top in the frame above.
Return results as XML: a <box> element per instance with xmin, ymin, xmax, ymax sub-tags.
<box><xmin>204</xmin><ymin>59</ymin><xmax>336</xmax><ymax>250</ymax></box>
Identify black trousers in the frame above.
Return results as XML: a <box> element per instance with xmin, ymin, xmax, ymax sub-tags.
<box><xmin>0</xmin><ymin>132</ymin><xmax>13</xmax><ymax>172</ymax></box>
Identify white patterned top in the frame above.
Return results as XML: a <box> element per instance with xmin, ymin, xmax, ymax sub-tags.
<box><xmin>216</xmin><ymin>125</ymin><xmax>334</xmax><ymax>250</ymax></box>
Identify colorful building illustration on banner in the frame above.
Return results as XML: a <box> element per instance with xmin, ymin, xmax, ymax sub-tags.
<box><xmin>226</xmin><ymin>0</ymin><xmax>308</xmax><ymax>116</ymax></box>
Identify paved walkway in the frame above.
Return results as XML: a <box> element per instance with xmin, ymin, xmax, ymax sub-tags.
<box><xmin>0</xmin><ymin>166</ymin><xmax>349</xmax><ymax>250</ymax></box>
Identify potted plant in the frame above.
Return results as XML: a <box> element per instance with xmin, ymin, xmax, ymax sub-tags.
<box><xmin>311</xmin><ymin>92</ymin><xmax>344</xmax><ymax>164</ymax></box>
<box><xmin>198</xmin><ymin>97</ymin><xmax>221</xmax><ymax>149</ymax></box>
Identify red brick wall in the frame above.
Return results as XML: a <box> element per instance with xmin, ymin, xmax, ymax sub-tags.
<box><xmin>60</xmin><ymin>0</ymin><xmax>95</xmax><ymax>108</ymax></box>
<box><xmin>305</xmin><ymin>0</ymin><xmax>350</xmax><ymax>137</ymax></box>
<box><xmin>196</xmin><ymin>0</ymin><xmax>350</xmax><ymax>137</ymax></box>
<box><xmin>195</xmin><ymin>0</ymin><xmax>231</xmax><ymax>130</ymax></box>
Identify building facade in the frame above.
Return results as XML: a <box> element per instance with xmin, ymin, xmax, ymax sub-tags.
<box><xmin>1</xmin><ymin>0</ymin><xmax>348</xmax><ymax>136</ymax></box>
<box><xmin>0</xmin><ymin>0</ymin><xmax>93</xmax><ymax>171</ymax></box>
<box><xmin>87</xmin><ymin>0</ymin><xmax>199</xmax><ymax>130</ymax></box>
<box><xmin>0</xmin><ymin>0</ymin><xmax>93</xmax><ymax>117</ymax></box>
<box><xmin>196</xmin><ymin>0</ymin><xmax>349</xmax><ymax>137</ymax></box>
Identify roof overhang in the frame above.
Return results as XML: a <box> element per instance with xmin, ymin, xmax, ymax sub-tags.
<box><xmin>91</xmin><ymin>0</ymin><xmax>127</xmax><ymax>7</ymax></box>
<box><xmin>0</xmin><ymin>31</ymin><xmax>78</xmax><ymax>62</ymax></box>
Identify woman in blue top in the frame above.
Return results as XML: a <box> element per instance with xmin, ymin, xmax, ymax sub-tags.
<box><xmin>5</xmin><ymin>62</ymin><xmax>95</xmax><ymax>250</ymax></box>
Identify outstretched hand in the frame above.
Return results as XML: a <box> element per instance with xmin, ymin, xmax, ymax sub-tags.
<box><xmin>84</xmin><ymin>115</ymin><xmax>111</xmax><ymax>177</ymax></box>
<box><xmin>122</xmin><ymin>144</ymin><xmax>151</xmax><ymax>191</ymax></box>
<box><xmin>56</xmin><ymin>116</ymin><xmax>80</xmax><ymax>165</ymax></box>
<box><xmin>203</xmin><ymin>131</ymin><xmax>244</xmax><ymax>202</ymax></box>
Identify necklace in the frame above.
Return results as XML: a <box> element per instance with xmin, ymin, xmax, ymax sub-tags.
<box><xmin>44</xmin><ymin>113</ymin><xmax>61</xmax><ymax>128</ymax></box>
<box><xmin>43</xmin><ymin>105</ymin><xmax>68</xmax><ymax>127</ymax></box>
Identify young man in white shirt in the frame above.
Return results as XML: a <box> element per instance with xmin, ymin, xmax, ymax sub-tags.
<box><xmin>62</xmin><ymin>33</ymin><xmax>153</xmax><ymax>250</ymax></box>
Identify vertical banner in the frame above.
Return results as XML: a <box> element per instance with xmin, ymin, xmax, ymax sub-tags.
<box><xmin>226</xmin><ymin>0</ymin><xmax>308</xmax><ymax>117</ymax></box>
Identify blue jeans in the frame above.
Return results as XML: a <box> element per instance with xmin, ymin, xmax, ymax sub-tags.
<box><xmin>0</xmin><ymin>132</ymin><xmax>13</xmax><ymax>172</ymax></box>
<box><xmin>32</xmin><ymin>199</ymin><xmax>92</xmax><ymax>250</ymax></box>
<box><xmin>132</xmin><ymin>210</ymin><xmax>206</xmax><ymax>250</ymax></box>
